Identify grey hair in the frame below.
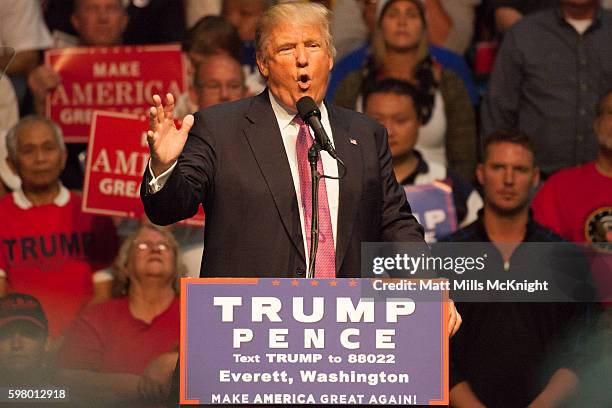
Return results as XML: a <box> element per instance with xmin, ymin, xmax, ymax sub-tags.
<box><xmin>5</xmin><ymin>115</ymin><xmax>66</xmax><ymax>164</ymax></box>
<box><xmin>111</xmin><ymin>223</ymin><xmax>188</xmax><ymax>297</ymax></box>
<box><xmin>255</xmin><ymin>2</ymin><xmax>336</xmax><ymax>65</ymax></box>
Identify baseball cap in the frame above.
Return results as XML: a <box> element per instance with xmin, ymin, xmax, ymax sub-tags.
<box><xmin>0</xmin><ymin>293</ymin><xmax>48</xmax><ymax>333</ymax></box>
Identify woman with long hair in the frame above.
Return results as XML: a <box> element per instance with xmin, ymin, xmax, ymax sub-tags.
<box><xmin>334</xmin><ymin>0</ymin><xmax>477</xmax><ymax>181</ymax></box>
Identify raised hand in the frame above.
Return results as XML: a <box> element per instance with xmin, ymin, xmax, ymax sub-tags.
<box><xmin>27</xmin><ymin>65</ymin><xmax>61</xmax><ymax>114</ymax></box>
<box><xmin>147</xmin><ymin>93</ymin><xmax>194</xmax><ymax>176</ymax></box>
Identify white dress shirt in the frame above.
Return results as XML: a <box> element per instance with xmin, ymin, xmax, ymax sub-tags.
<box><xmin>147</xmin><ymin>90</ymin><xmax>339</xmax><ymax>266</ymax></box>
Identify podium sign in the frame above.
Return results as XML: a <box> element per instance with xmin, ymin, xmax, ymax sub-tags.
<box><xmin>180</xmin><ymin>278</ymin><xmax>448</xmax><ymax>405</ymax></box>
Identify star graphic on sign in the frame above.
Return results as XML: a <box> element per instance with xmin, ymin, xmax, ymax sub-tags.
<box><xmin>291</xmin><ymin>280</ymin><xmax>300</xmax><ymax>286</ymax></box>
<box><xmin>348</xmin><ymin>280</ymin><xmax>358</xmax><ymax>287</ymax></box>
<box><xmin>328</xmin><ymin>281</ymin><xmax>338</xmax><ymax>287</ymax></box>
<box><xmin>272</xmin><ymin>280</ymin><xmax>281</xmax><ymax>286</ymax></box>
<box><xmin>310</xmin><ymin>280</ymin><xmax>319</xmax><ymax>287</ymax></box>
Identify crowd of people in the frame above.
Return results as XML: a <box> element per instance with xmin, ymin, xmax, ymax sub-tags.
<box><xmin>0</xmin><ymin>0</ymin><xmax>611</xmax><ymax>406</ymax></box>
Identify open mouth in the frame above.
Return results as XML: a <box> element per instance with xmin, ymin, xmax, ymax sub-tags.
<box><xmin>298</xmin><ymin>74</ymin><xmax>311</xmax><ymax>90</ymax></box>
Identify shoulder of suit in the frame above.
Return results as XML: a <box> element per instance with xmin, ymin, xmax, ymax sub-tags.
<box><xmin>328</xmin><ymin>102</ymin><xmax>385</xmax><ymax>132</ymax></box>
<box><xmin>195</xmin><ymin>96</ymin><xmax>255</xmax><ymax>122</ymax></box>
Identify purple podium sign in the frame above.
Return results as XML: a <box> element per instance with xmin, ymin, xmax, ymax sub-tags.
<box><xmin>180</xmin><ymin>278</ymin><xmax>449</xmax><ymax>405</ymax></box>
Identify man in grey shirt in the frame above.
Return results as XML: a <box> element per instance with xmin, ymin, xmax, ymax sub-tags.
<box><xmin>481</xmin><ymin>0</ymin><xmax>612</xmax><ymax>177</ymax></box>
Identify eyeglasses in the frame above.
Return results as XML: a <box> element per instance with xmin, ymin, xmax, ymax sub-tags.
<box><xmin>134</xmin><ymin>241</ymin><xmax>170</xmax><ymax>252</ymax></box>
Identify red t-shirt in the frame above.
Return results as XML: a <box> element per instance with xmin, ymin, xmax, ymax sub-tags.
<box><xmin>0</xmin><ymin>191</ymin><xmax>117</xmax><ymax>337</ymax></box>
<box><xmin>532</xmin><ymin>162</ymin><xmax>612</xmax><ymax>305</ymax></box>
<box><xmin>57</xmin><ymin>297</ymin><xmax>179</xmax><ymax>374</ymax></box>
<box><xmin>532</xmin><ymin>162</ymin><xmax>612</xmax><ymax>243</ymax></box>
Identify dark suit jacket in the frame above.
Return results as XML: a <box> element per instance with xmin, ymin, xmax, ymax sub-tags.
<box><xmin>141</xmin><ymin>90</ymin><xmax>423</xmax><ymax>278</ymax></box>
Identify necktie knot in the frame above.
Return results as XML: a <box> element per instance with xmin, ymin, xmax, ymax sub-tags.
<box><xmin>293</xmin><ymin>115</ymin><xmax>306</xmax><ymax>127</ymax></box>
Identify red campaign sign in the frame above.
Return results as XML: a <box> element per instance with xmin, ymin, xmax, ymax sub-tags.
<box><xmin>45</xmin><ymin>45</ymin><xmax>186</xmax><ymax>142</ymax></box>
<box><xmin>82</xmin><ymin>111</ymin><xmax>204</xmax><ymax>226</ymax></box>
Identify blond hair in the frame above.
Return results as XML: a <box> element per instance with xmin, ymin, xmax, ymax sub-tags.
<box><xmin>255</xmin><ymin>2</ymin><xmax>336</xmax><ymax>65</ymax></box>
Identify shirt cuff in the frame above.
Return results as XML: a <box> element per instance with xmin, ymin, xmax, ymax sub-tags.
<box><xmin>147</xmin><ymin>160</ymin><xmax>177</xmax><ymax>194</ymax></box>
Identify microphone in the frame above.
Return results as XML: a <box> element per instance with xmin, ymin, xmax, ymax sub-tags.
<box><xmin>296</xmin><ymin>96</ymin><xmax>339</xmax><ymax>160</ymax></box>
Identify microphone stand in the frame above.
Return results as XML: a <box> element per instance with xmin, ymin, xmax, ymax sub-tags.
<box><xmin>306</xmin><ymin>141</ymin><xmax>322</xmax><ymax>279</ymax></box>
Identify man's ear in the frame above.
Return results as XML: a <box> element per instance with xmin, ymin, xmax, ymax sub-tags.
<box><xmin>60</xmin><ymin>148</ymin><xmax>68</xmax><ymax>172</ymax></box>
<box><xmin>476</xmin><ymin>163</ymin><xmax>484</xmax><ymax>186</ymax></box>
<box><xmin>256</xmin><ymin>54</ymin><xmax>269</xmax><ymax>78</ymax></box>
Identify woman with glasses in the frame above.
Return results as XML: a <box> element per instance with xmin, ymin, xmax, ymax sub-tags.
<box><xmin>55</xmin><ymin>224</ymin><xmax>187</xmax><ymax>406</ymax></box>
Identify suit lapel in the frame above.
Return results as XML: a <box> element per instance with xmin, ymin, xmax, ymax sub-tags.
<box><xmin>243</xmin><ymin>92</ymin><xmax>305</xmax><ymax>262</ymax></box>
<box><xmin>328</xmin><ymin>103</ymin><xmax>362</xmax><ymax>274</ymax></box>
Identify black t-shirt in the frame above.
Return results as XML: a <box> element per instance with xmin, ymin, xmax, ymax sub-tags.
<box><xmin>441</xmin><ymin>217</ymin><xmax>596</xmax><ymax>407</ymax></box>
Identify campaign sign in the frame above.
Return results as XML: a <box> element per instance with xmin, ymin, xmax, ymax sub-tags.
<box><xmin>180</xmin><ymin>278</ymin><xmax>448</xmax><ymax>405</ymax></box>
<box><xmin>82</xmin><ymin>111</ymin><xmax>204</xmax><ymax>225</ymax></box>
<box><xmin>404</xmin><ymin>182</ymin><xmax>457</xmax><ymax>242</ymax></box>
<box><xmin>45</xmin><ymin>44</ymin><xmax>186</xmax><ymax>142</ymax></box>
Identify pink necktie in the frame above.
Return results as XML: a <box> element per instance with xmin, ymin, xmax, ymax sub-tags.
<box><xmin>294</xmin><ymin>116</ymin><xmax>336</xmax><ymax>278</ymax></box>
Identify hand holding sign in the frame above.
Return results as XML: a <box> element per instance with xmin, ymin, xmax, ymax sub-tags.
<box><xmin>28</xmin><ymin>65</ymin><xmax>61</xmax><ymax>114</ymax></box>
<box><xmin>147</xmin><ymin>93</ymin><xmax>194</xmax><ymax>176</ymax></box>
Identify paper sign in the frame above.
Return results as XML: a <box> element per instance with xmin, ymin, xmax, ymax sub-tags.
<box><xmin>82</xmin><ymin>111</ymin><xmax>204</xmax><ymax>226</ymax></box>
<box><xmin>45</xmin><ymin>45</ymin><xmax>186</xmax><ymax>142</ymax></box>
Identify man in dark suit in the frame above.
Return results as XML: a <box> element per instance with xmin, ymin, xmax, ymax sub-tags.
<box><xmin>142</xmin><ymin>2</ymin><xmax>430</xmax><ymax>280</ymax></box>
<box><xmin>141</xmin><ymin>4</ymin><xmax>461</xmax><ymax>403</ymax></box>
